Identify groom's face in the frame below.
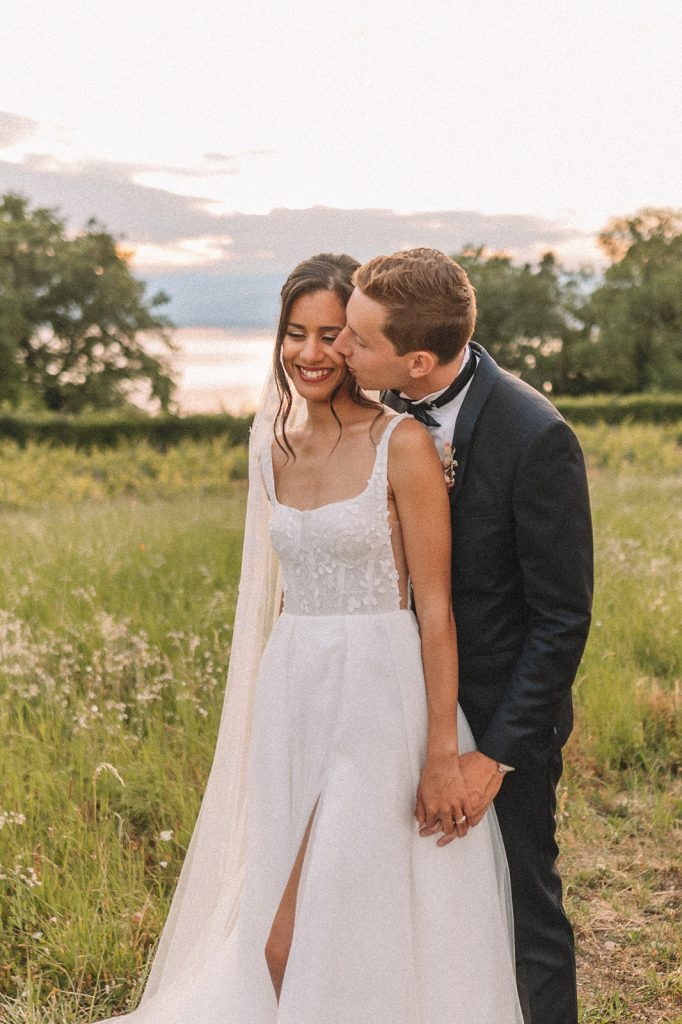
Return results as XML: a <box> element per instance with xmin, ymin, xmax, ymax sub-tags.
<box><xmin>333</xmin><ymin>289</ymin><xmax>413</xmax><ymax>391</ymax></box>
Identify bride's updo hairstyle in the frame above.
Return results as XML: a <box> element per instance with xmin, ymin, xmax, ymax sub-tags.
<box><xmin>274</xmin><ymin>252</ymin><xmax>381</xmax><ymax>457</ymax></box>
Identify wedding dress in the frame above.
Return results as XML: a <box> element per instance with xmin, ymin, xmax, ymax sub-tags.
<box><xmin>99</xmin><ymin>378</ymin><xmax>523</xmax><ymax>1024</ymax></box>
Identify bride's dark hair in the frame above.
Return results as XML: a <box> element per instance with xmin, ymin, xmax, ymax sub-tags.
<box><xmin>274</xmin><ymin>252</ymin><xmax>382</xmax><ymax>457</ymax></box>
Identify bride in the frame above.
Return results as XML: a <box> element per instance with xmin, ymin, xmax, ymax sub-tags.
<box><xmin>99</xmin><ymin>254</ymin><xmax>523</xmax><ymax>1023</ymax></box>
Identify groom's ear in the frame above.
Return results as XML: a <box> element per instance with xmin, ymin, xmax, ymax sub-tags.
<box><xmin>407</xmin><ymin>351</ymin><xmax>438</xmax><ymax>379</ymax></box>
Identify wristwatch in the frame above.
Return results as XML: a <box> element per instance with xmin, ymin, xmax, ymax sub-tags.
<box><xmin>496</xmin><ymin>762</ymin><xmax>515</xmax><ymax>774</ymax></box>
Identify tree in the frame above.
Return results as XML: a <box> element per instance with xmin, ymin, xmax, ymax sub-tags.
<box><xmin>453</xmin><ymin>247</ymin><xmax>592</xmax><ymax>395</ymax></box>
<box><xmin>585</xmin><ymin>208</ymin><xmax>682</xmax><ymax>392</ymax></box>
<box><xmin>0</xmin><ymin>194</ymin><xmax>63</xmax><ymax>407</ymax></box>
<box><xmin>0</xmin><ymin>193</ymin><xmax>174</xmax><ymax>413</ymax></box>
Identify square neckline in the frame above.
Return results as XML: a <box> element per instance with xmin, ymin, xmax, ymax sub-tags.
<box><xmin>266</xmin><ymin>413</ymin><xmax>406</xmax><ymax>515</ymax></box>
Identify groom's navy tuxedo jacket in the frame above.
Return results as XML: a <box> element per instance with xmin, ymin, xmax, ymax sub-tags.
<box><xmin>384</xmin><ymin>342</ymin><xmax>593</xmax><ymax>770</ymax></box>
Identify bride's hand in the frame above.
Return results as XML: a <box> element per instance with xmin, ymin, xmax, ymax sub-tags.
<box><xmin>415</xmin><ymin>751</ymin><xmax>471</xmax><ymax>845</ymax></box>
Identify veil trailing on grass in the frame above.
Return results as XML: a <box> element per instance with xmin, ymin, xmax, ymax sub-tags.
<box><xmin>106</xmin><ymin>369</ymin><xmax>303</xmax><ymax>1021</ymax></box>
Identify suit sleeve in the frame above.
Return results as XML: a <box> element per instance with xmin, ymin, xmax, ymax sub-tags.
<box><xmin>477</xmin><ymin>418</ymin><xmax>593</xmax><ymax>768</ymax></box>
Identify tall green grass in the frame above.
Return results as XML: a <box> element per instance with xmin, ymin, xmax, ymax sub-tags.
<box><xmin>0</xmin><ymin>423</ymin><xmax>679</xmax><ymax>1022</ymax></box>
<box><xmin>0</xmin><ymin>491</ymin><xmax>245</xmax><ymax>1017</ymax></box>
<box><xmin>575</xmin><ymin>474</ymin><xmax>680</xmax><ymax>773</ymax></box>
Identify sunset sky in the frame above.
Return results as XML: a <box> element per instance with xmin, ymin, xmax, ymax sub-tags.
<box><xmin>1</xmin><ymin>0</ymin><xmax>680</xmax><ymax>320</ymax></box>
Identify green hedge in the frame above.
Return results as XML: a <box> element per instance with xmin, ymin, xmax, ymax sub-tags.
<box><xmin>0</xmin><ymin>411</ymin><xmax>254</xmax><ymax>449</ymax></box>
<box><xmin>554</xmin><ymin>392</ymin><xmax>682</xmax><ymax>425</ymax></box>
<box><xmin>0</xmin><ymin>393</ymin><xmax>680</xmax><ymax>448</ymax></box>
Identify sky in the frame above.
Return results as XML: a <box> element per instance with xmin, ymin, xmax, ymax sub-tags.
<box><xmin>1</xmin><ymin>0</ymin><xmax>680</xmax><ymax>322</ymax></box>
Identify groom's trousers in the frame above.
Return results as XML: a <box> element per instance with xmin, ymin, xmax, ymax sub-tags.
<box><xmin>492</xmin><ymin>751</ymin><xmax>578</xmax><ymax>1024</ymax></box>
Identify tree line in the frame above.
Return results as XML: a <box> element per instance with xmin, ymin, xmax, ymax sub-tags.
<box><xmin>456</xmin><ymin>207</ymin><xmax>682</xmax><ymax>396</ymax></box>
<box><xmin>1</xmin><ymin>193</ymin><xmax>680</xmax><ymax>415</ymax></box>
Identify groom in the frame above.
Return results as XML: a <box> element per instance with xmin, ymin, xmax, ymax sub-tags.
<box><xmin>333</xmin><ymin>248</ymin><xmax>593</xmax><ymax>1024</ymax></box>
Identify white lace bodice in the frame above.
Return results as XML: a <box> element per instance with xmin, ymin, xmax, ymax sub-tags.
<box><xmin>261</xmin><ymin>415</ymin><xmax>407</xmax><ymax>616</ymax></box>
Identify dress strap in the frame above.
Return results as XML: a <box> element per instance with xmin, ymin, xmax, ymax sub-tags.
<box><xmin>370</xmin><ymin>413</ymin><xmax>409</xmax><ymax>487</ymax></box>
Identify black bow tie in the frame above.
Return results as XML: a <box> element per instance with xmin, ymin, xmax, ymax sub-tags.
<box><xmin>397</xmin><ymin>402</ymin><xmax>439</xmax><ymax>427</ymax></box>
<box><xmin>392</xmin><ymin>351</ymin><xmax>476</xmax><ymax>427</ymax></box>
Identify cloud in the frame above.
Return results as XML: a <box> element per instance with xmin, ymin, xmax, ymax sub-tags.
<box><xmin>0</xmin><ymin>150</ymin><xmax>591</xmax><ymax>274</ymax></box>
<box><xmin>199</xmin><ymin>206</ymin><xmax>583</xmax><ymax>273</ymax></box>
<box><xmin>0</xmin><ymin>145</ymin><xmax>597</xmax><ymax>326</ymax></box>
<box><xmin>0</xmin><ymin>154</ymin><xmax>232</xmax><ymax>240</ymax></box>
<box><xmin>0</xmin><ymin>111</ymin><xmax>39</xmax><ymax>149</ymax></box>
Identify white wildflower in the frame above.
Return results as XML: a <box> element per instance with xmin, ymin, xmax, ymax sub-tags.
<box><xmin>14</xmin><ymin>864</ymin><xmax>41</xmax><ymax>888</ymax></box>
<box><xmin>0</xmin><ymin>811</ymin><xmax>26</xmax><ymax>829</ymax></box>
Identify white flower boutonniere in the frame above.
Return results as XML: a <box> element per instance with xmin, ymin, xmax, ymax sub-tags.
<box><xmin>441</xmin><ymin>442</ymin><xmax>458</xmax><ymax>492</ymax></box>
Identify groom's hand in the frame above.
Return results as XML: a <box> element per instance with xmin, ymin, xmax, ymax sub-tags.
<box><xmin>458</xmin><ymin>752</ymin><xmax>504</xmax><ymax>827</ymax></box>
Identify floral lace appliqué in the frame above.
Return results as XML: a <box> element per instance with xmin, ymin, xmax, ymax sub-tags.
<box><xmin>263</xmin><ymin>417</ymin><xmax>406</xmax><ymax>616</ymax></box>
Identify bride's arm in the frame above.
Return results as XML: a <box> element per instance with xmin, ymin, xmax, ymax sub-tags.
<box><xmin>388</xmin><ymin>418</ymin><xmax>472</xmax><ymax>846</ymax></box>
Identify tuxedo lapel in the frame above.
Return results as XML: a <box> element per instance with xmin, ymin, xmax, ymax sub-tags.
<box><xmin>450</xmin><ymin>343</ymin><xmax>500</xmax><ymax>501</ymax></box>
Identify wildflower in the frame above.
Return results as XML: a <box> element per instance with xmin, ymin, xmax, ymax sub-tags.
<box><xmin>0</xmin><ymin>811</ymin><xmax>26</xmax><ymax>829</ymax></box>
<box><xmin>159</xmin><ymin>830</ymin><xmax>174</xmax><ymax>842</ymax></box>
<box><xmin>13</xmin><ymin>864</ymin><xmax>41</xmax><ymax>888</ymax></box>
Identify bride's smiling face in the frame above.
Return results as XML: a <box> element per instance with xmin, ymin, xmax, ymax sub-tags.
<box><xmin>281</xmin><ymin>290</ymin><xmax>350</xmax><ymax>401</ymax></box>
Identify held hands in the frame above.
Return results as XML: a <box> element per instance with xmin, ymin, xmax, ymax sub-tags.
<box><xmin>415</xmin><ymin>748</ymin><xmax>472</xmax><ymax>847</ymax></box>
<box><xmin>458</xmin><ymin>751</ymin><xmax>505</xmax><ymax>827</ymax></box>
<box><xmin>415</xmin><ymin>750</ymin><xmax>507</xmax><ymax>845</ymax></box>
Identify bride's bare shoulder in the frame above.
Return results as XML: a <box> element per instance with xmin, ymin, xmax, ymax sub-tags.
<box><xmin>385</xmin><ymin>416</ymin><xmax>440</xmax><ymax>470</ymax></box>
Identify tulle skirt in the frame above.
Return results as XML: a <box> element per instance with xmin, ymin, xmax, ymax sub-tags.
<box><xmin>102</xmin><ymin>609</ymin><xmax>522</xmax><ymax>1023</ymax></box>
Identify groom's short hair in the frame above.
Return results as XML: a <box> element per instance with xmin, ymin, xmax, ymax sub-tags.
<box><xmin>353</xmin><ymin>248</ymin><xmax>476</xmax><ymax>363</ymax></box>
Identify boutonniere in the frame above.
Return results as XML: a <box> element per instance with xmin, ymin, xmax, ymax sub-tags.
<box><xmin>441</xmin><ymin>442</ymin><xmax>458</xmax><ymax>492</ymax></box>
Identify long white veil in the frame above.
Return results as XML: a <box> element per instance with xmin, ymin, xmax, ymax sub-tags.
<box><xmin>142</xmin><ymin>369</ymin><xmax>280</xmax><ymax>998</ymax></box>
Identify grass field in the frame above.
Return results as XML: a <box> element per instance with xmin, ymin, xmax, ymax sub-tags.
<box><xmin>0</xmin><ymin>424</ymin><xmax>680</xmax><ymax>1023</ymax></box>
